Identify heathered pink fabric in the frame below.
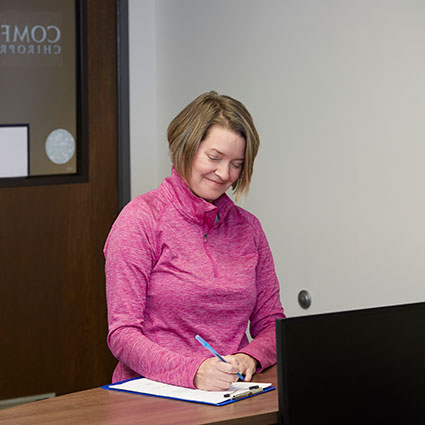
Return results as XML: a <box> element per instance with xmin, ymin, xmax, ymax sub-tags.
<box><xmin>104</xmin><ymin>168</ymin><xmax>284</xmax><ymax>388</ymax></box>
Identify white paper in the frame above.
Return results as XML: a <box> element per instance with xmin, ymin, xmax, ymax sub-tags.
<box><xmin>108</xmin><ymin>378</ymin><xmax>272</xmax><ymax>405</ymax></box>
<box><xmin>0</xmin><ymin>126</ymin><xmax>28</xmax><ymax>178</ymax></box>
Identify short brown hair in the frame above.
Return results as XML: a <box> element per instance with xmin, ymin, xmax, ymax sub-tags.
<box><xmin>167</xmin><ymin>91</ymin><xmax>260</xmax><ymax>199</ymax></box>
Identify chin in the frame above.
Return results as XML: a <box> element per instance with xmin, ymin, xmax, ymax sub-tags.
<box><xmin>204</xmin><ymin>195</ymin><xmax>219</xmax><ymax>203</ymax></box>
<box><xmin>202</xmin><ymin>191</ymin><xmax>222</xmax><ymax>203</ymax></box>
<box><xmin>194</xmin><ymin>184</ymin><xmax>228</xmax><ymax>202</ymax></box>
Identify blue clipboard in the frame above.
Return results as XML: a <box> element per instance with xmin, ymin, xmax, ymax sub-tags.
<box><xmin>102</xmin><ymin>377</ymin><xmax>275</xmax><ymax>406</ymax></box>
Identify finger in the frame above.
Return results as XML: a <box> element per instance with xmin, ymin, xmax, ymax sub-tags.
<box><xmin>216</xmin><ymin>360</ymin><xmax>240</xmax><ymax>375</ymax></box>
<box><xmin>222</xmin><ymin>355</ymin><xmax>245</xmax><ymax>377</ymax></box>
<box><xmin>208</xmin><ymin>371</ymin><xmax>238</xmax><ymax>390</ymax></box>
<box><xmin>226</xmin><ymin>355</ymin><xmax>252</xmax><ymax>379</ymax></box>
<box><xmin>244</xmin><ymin>370</ymin><xmax>253</xmax><ymax>381</ymax></box>
<box><xmin>217</xmin><ymin>373</ymin><xmax>237</xmax><ymax>386</ymax></box>
<box><xmin>210</xmin><ymin>360</ymin><xmax>240</xmax><ymax>382</ymax></box>
<box><xmin>222</xmin><ymin>355</ymin><xmax>240</xmax><ymax>367</ymax></box>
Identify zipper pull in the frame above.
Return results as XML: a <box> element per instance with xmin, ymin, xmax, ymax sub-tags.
<box><xmin>204</xmin><ymin>232</ymin><xmax>207</xmax><ymax>242</ymax></box>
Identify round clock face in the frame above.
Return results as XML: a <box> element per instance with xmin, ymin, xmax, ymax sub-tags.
<box><xmin>45</xmin><ymin>129</ymin><xmax>76</xmax><ymax>164</ymax></box>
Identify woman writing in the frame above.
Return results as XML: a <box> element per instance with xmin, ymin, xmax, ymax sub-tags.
<box><xmin>104</xmin><ymin>91</ymin><xmax>284</xmax><ymax>391</ymax></box>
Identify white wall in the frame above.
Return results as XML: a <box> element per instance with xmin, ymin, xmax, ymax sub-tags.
<box><xmin>128</xmin><ymin>0</ymin><xmax>158</xmax><ymax>196</ymax></box>
<box><xmin>129</xmin><ymin>0</ymin><xmax>425</xmax><ymax>316</ymax></box>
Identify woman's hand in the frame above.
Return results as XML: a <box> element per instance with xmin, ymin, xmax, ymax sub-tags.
<box><xmin>194</xmin><ymin>354</ymin><xmax>258</xmax><ymax>390</ymax></box>
<box><xmin>231</xmin><ymin>353</ymin><xmax>258</xmax><ymax>381</ymax></box>
<box><xmin>194</xmin><ymin>356</ymin><xmax>241</xmax><ymax>391</ymax></box>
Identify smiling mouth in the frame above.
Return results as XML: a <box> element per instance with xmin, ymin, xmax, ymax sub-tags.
<box><xmin>206</xmin><ymin>178</ymin><xmax>225</xmax><ymax>185</ymax></box>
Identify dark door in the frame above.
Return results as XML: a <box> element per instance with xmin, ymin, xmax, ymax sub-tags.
<box><xmin>0</xmin><ymin>0</ymin><xmax>119</xmax><ymax>398</ymax></box>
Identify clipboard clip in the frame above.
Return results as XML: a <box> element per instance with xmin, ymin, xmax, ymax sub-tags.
<box><xmin>223</xmin><ymin>385</ymin><xmax>263</xmax><ymax>400</ymax></box>
<box><xmin>231</xmin><ymin>387</ymin><xmax>263</xmax><ymax>400</ymax></box>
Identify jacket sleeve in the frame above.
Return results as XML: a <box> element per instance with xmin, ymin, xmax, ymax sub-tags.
<box><xmin>236</xmin><ymin>218</ymin><xmax>285</xmax><ymax>371</ymax></box>
<box><xmin>104</xmin><ymin>200</ymin><xmax>206</xmax><ymax>388</ymax></box>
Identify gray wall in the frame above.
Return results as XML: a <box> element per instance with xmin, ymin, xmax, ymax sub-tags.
<box><xmin>129</xmin><ymin>0</ymin><xmax>425</xmax><ymax>316</ymax></box>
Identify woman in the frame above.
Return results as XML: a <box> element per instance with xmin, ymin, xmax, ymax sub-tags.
<box><xmin>104</xmin><ymin>91</ymin><xmax>284</xmax><ymax>391</ymax></box>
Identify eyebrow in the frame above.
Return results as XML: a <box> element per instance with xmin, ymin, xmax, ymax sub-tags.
<box><xmin>208</xmin><ymin>149</ymin><xmax>244</xmax><ymax>161</ymax></box>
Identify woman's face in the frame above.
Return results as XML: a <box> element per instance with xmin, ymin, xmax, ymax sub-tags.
<box><xmin>187</xmin><ymin>125</ymin><xmax>245</xmax><ymax>202</ymax></box>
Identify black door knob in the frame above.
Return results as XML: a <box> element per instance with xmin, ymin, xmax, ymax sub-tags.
<box><xmin>298</xmin><ymin>290</ymin><xmax>312</xmax><ymax>309</ymax></box>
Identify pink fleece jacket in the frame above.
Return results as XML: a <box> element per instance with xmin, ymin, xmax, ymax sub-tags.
<box><xmin>104</xmin><ymin>168</ymin><xmax>284</xmax><ymax>388</ymax></box>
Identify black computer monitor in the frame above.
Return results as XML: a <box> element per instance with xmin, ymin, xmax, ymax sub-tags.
<box><xmin>276</xmin><ymin>301</ymin><xmax>425</xmax><ymax>425</ymax></box>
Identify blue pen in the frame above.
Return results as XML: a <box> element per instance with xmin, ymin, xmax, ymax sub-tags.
<box><xmin>195</xmin><ymin>334</ymin><xmax>245</xmax><ymax>381</ymax></box>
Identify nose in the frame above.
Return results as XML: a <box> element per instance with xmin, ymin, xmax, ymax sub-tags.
<box><xmin>215</xmin><ymin>162</ymin><xmax>230</xmax><ymax>181</ymax></box>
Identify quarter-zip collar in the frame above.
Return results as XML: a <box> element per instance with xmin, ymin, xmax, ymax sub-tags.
<box><xmin>162</xmin><ymin>168</ymin><xmax>234</xmax><ymax>230</ymax></box>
